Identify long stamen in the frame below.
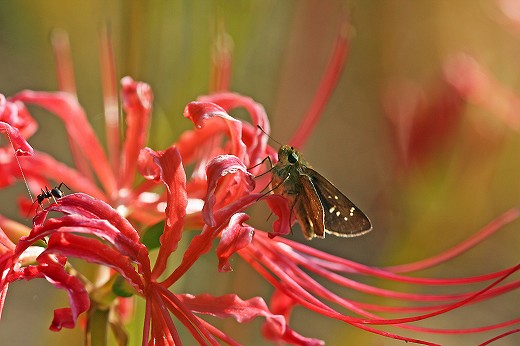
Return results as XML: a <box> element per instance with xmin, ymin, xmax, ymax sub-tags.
<box><xmin>5</xmin><ymin>130</ymin><xmax>32</xmax><ymax>202</ymax></box>
<box><xmin>210</xmin><ymin>20</ymin><xmax>233</xmax><ymax>93</ymax></box>
<box><xmin>99</xmin><ymin>24</ymin><xmax>121</xmax><ymax>177</ymax></box>
<box><xmin>289</xmin><ymin>16</ymin><xmax>351</xmax><ymax>148</ymax></box>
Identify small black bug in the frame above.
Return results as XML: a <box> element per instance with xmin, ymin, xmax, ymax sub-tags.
<box><xmin>29</xmin><ymin>182</ymin><xmax>70</xmax><ymax>214</ymax></box>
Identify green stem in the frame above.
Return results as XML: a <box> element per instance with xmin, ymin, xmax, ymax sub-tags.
<box><xmin>86</xmin><ymin>307</ymin><xmax>109</xmax><ymax>346</ymax></box>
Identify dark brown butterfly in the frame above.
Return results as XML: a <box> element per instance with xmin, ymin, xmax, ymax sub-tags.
<box><xmin>270</xmin><ymin>145</ymin><xmax>372</xmax><ymax>239</ymax></box>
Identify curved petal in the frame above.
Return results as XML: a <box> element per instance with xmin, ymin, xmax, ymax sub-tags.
<box><xmin>138</xmin><ymin>147</ymin><xmax>187</xmax><ymax>279</ymax></box>
<box><xmin>119</xmin><ymin>77</ymin><xmax>153</xmax><ymax>190</ymax></box>
<box><xmin>178</xmin><ymin>293</ymin><xmax>324</xmax><ymax>345</ymax></box>
<box><xmin>1</xmin><ymin>95</ymin><xmax>38</xmax><ymax>139</ymax></box>
<box><xmin>11</xmin><ymin>91</ymin><xmax>116</xmax><ymax>195</ymax></box>
<box><xmin>35</xmin><ymin>193</ymin><xmax>141</xmax><ymax>244</ymax></box>
<box><xmin>183</xmin><ymin>101</ymin><xmax>247</xmax><ymax>162</ymax></box>
<box><xmin>45</xmin><ymin>233</ymin><xmax>145</xmax><ymax>293</ymax></box>
<box><xmin>203</xmin><ymin>155</ymin><xmax>254</xmax><ymax>227</ymax></box>
<box><xmin>263</xmin><ymin>194</ymin><xmax>293</xmax><ymax>238</ymax></box>
<box><xmin>161</xmin><ymin>193</ymin><xmax>262</xmax><ymax>287</ymax></box>
<box><xmin>29</xmin><ymin>193</ymin><xmax>151</xmax><ymax>275</ymax></box>
<box><xmin>27</xmin><ymin>214</ymin><xmax>144</xmax><ymax>262</ymax></box>
<box><xmin>384</xmin><ymin>76</ymin><xmax>464</xmax><ymax>171</ymax></box>
<box><xmin>0</xmin><ymin>122</ymin><xmax>33</xmax><ymax>156</ymax></box>
<box><xmin>216</xmin><ymin>213</ymin><xmax>254</xmax><ymax>272</ymax></box>
<box><xmin>178</xmin><ymin>293</ymin><xmax>284</xmax><ymax>325</ymax></box>
<box><xmin>0</xmin><ymin>251</ymin><xmax>15</xmax><ymax>320</ymax></box>
<box><xmin>0</xmin><ymin>216</ymin><xmax>23</xmax><ymax>252</ymax></box>
<box><xmin>19</xmin><ymin>152</ymin><xmax>106</xmax><ymax>200</ymax></box>
<box><xmin>7</xmin><ymin>252</ymin><xmax>90</xmax><ymax>331</ymax></box>
<box><xmin>197</xmin><ymin>92</ymin><xmax>271</xmax><ymax>168</ymax></box>
<box><xmin>175</xmin><ymin>121</ymin><xmax>229</xmax><ymax>168</ymax></box>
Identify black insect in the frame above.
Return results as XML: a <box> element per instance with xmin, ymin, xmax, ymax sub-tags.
<box><xmin>30</xmin><ymin>182</ymin><xmax>70</xmax><ymax>213</ymax></box>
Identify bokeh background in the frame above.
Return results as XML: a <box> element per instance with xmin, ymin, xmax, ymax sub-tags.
<box><xmin>1</xmin><ymin>0</ymin><xmax>520</xmax><ymax>345</ymax></box>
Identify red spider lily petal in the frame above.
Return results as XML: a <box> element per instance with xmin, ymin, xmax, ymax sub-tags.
<box><xmin>36</xmin><ymin>194</ymin><xmax>141</xmax><ymax>243</ymax></box>
<box><xmin>18</xmin><ymin>151</ymin><xmax>106</xmax><ymax>200</ymax></box>
<box><xmin>0</xmin><ymin>121</ymin><xmax>33</xmax><ymax>156</ymax></box>
<box><xmin>0</xmin><ymin>233</ymin><xmax>14</xmax><ymax>255</ymax></box>
<box><xmin>0</xmin><ymin>151</ymin><xmax>18</xmax><ymax>188</ymax></box>
<box><xmin>198</xmin><ymin>93</ymin><xmax>270</xmax><ymax>135</ymax></box>
<box><xmin>8</xmin><ymin>252</ymin><xmax>89</xmax><ymax>331</ymax></box>
<box><xmin>115</xmin><ymin>296</ymin><xmax>133</xmax><ymax>323</ymax></box>
<box><xmin>263</xmin><ymin>194</ymin><xmax>293</xmax><ymax>237</ymax></box>
<box><xmin>209</xmin><ymin>25</ymin><xmax>233</xmax><ymax>93</ymax></box>
<box><xmin>175</xmin><ymin>121</ymin><xmax>229</xmax><ymax>170</ymax></box>
<box><xmin>1</xmin><ymin>95</ymin><xmax>37</xmax><ymax>139</ymax></box>
<box><xmin>183</xmin><ymin>101</ymin><xmax>247</xmax><ymax>162</ymax></box>
<box><xmin>11</xmin><ymin>91</ymin><xmax>117</xmax><ymax>195</ymax></box>
<box><xmin>0</xmin><ymin>251</ymin><xmax>15</xmax><ymax>319</ymax></box>
<box><xmin>97</xmin><ymin>27</ymin><xmax>121</xmax><ymax>175</ymax></box>
<box><xmin>196</xmin><ymin>92</ymin><xmax>272</xmax><ymax>169</ymax></box>
<box><xmin>119</xmin><ymin>77</ymin><xmax>153</xmax><ymax>190</ymax></box>
<box><xmin>261</xmin><ymin>289</ymin><xmax>321</xmax><ymax>345</ymax></box>
<box><xmin>216</xmin><ymin>213</ymin><xmax>254</xmax><ymax>272</ymax></box>
<box><xmin>0</xmin><ymin>94</ymin><xmax>38</xmax><ymax>138</ymax></box>
<box><xmin>45</xmin><ymin>233</ymin><xmax>145</xmax><ymax>293</ymax></box>
<box><xmin>266</xmin><ymin>288</ymin><xmax>295</xmax><ymax>321</ymax></box>
<box><xmin>445</xmin><ymin>54</ymin><xmax>520</xmax><ymax>131</ymax></box>
<box><xmin>177</xmin><ymin>293</ymin><xmax>286</xmax><ymax>330</ymax></box>
<box><xmin>0</xmin><ymin>216</ymin><xmax>23</xmax><ymax>252</ymax></box>
<box><xmin>384</xmin><ymin>78</ymin><xmax>465</xmax><ymax>170</ymax></box>
<box><xmin>138</xmin><ymin>147</ymin><xmax>187</xmax><ymax>279</ymax></box>
<box><xmin>27</xmin><ymin>214</ymin><xmax>144</xmax><ymax>266</ymax></box>
<box><xmin>203</xmin><ymin>154</ymin><xmax>255</xmax><ymax>227</ymax></box>
<box><xmin>30</xmin><ymin>193</ymin><xmax>151</xmax><ymax>276</ymax></box>
<box><xmin>161</xmin><ymin>193</ymin><xmax>261</xmax><ymax>287</ymax></box>
<box><xmin>50</xmin><ymin>29</ymin><xmax>76</xmax><ymax>95</ymax></box>
<box><xmin>137</xmin><ymin>148</ymin><xmax>161</xmax><ymax>182</ymax></box>
<box><xmin>178</xmin><ymin>293</ymin><xmax>324</xmax><ymax>346</ymax></box>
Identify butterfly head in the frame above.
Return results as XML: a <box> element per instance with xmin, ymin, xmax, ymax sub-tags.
<box><xmin>277</xmin><ymin>145</ymin><xmax>302</xmax><ymax>166</ymax></box>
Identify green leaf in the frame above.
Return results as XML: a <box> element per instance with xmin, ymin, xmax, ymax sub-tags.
<box><xmin>112</xmin><ymin>275</ymin><xmax>135</xmax><ymax>298</ymax></box>
<box><xmin>141</xmin><ymin>220</ymin><xmax>165</xmax><ymax>250</ymax></box>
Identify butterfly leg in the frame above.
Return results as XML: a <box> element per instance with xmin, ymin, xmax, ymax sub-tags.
<box><xmin>286</xmin><ymin>190</ymin><xmax>302</xmax><ymax>236</ymax></box>
<box><xmin>249</xmin><ymin>156</ymin><xmax>273</xmax><ymax>177</ymax></box>
<box><xmin>256</xmin><ymin>172</ymin><xmax>291</xmax><ymax>201</ymax></box>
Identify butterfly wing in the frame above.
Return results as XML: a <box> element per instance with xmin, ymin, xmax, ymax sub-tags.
<box><xmin>294</xmin><ymin>175</ymin><xmax>326</xmax><ymax>239</ymax></box>
<box><xmin>305</xmin><ymin>168</ymin><xmax>372</xmax><ymax>237</ymax></box>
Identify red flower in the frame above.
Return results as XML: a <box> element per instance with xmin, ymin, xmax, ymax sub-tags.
<box><xmin>0</xmin><ymin>65</ymin><xmax>305</xmax><ymax>343</ymax></box>
<box><xmin>0</xmin><ymin>18</ymin><xmax>519</xmax><ymax>346</ymax></box>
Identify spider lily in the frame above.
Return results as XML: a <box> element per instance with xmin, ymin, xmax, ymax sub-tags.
<box><xmin>2</xmin><ymin>83</ymin><xmax>520</xmax><ymax>344</ymax></box>
<box><xmin>0</xmin><ymin>18</ymin><xmax>518</xmax><ymax>346</ymax></box>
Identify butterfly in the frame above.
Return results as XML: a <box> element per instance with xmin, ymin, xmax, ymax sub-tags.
<box><xmin>270</xmin><ymin>145</ymin><xmax>372</xmax><ymax>239</ymax></box>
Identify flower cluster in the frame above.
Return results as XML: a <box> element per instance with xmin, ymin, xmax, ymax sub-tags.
<box><xmin>0</xmin><ymin>21</ymin><xmax>519</xmax><ymax>346</ymax></box>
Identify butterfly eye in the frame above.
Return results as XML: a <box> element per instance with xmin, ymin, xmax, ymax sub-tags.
<box><xmin>288</xmin><ymin>152</ymin><xmax>299</xmax><ymax>164</ymax></box>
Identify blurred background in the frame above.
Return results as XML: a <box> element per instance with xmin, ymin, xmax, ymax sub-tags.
<box><xmin>1</xmin><ymin>0</ymin><xmax>520</xmax><ymax>344</ymax></box>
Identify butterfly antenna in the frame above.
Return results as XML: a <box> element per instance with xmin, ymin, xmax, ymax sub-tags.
<box><xmin>257</xmin><ymin>125</ymin><xmax>283</xmax><ymax>146</ymax></box>
<box><xmin>5</xmin><ymin>131</ymin><xmax>33</xmax><ymax>202</ymax></box>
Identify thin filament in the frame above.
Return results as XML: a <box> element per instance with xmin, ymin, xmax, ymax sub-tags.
<box><xmin>5</xmin><ymin>130</ymin><xmax>32</xmax><ymax>201</ymax></box>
